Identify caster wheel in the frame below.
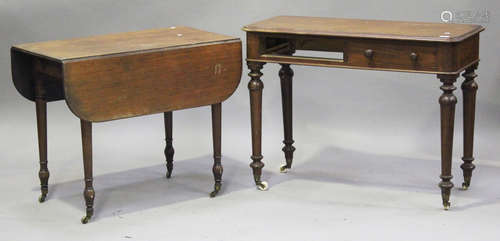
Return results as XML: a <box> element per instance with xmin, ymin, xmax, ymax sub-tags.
<box><xmin>443</xmin><ymin>202</ymin><xmax>451</xmax><ymax>211</ymax></box>
<box><xmin>257</xmin><ymin>181</ymin><xmax>268</xmax><ymax>191</ymax></box>
<box><xmin>279</xmin><ymin>165</ymin><xmax>289</xmax><ymax>173</ymax></box>
<box><xmin>461</xmin><ymin>182</ymin><xmax>469</xmax><ymax>190</ymax></box>
<box><xmin>81</xmin><ymin>215</ymin><xmax>91</xmax><ymax>224</ymax></box>
<box><xmin>209</xmin><ymin>190</ymin><xmax>219</xmax><ymax>198</ymax></box>
<box><xmin>38</xmin><ymin>194</ymin><xmax>46</xmax><ymax>203</ymax></box>
<box><xmin>210</xmin><ymin>184</ymin><xmax>221</xmax><ymax>198</ymax></box>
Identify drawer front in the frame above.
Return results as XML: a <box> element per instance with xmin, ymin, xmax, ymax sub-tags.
<box><xmin>347</xmin><ymin>39</ymin><xmax>440</xmax><ymax>72</ymax></box>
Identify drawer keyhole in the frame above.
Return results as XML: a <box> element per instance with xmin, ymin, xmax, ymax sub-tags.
<box><xmin>364</xmin><ymin>49</ymin><xmax>374</xmax><ymax>59</ymax></box>
<box><xmin>410</xmin><ymin>52</ymin><xmax>418</xmax><ymax>62</ymax></box>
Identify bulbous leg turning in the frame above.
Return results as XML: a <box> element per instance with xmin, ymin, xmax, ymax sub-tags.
<box><xmin>279</xmin><ymin>64</ymin><xmax>295</xmax><ymax>173</ymax></box>
<box><xmin>80</xmin><ymin>120</ymin><xmax>95</xmax><ymax>223</ymax></box>
<box><xmin>35</xmin><ymin>99</ymin><xmax>49</xmax><ymax>203</ymax></box>
<box><xmin>81</xmin><ymin>184</ymin><xmax>95</xmax><ymax>224</ymax></box>
<box><xmin>248</xmin><ymin>62</ymin><xmax>268</xmax><ymax>191</ymax></box>
<box><xmin>210</xmin><ymin>103</ymin><xmax>223</xmax><ymax>197</ymax></box>
<box><xmin>210</xmin><ymin>155</ymin><xmax>223</xmax><ymax>197</ymax></box>
<box><xmin>437</xmin><ymin>73</ymin><xmax>458</xmax><ymax>210</ymax></box>
<box><xmin>439</xmin><ymin>176</ymin><xmax>454</xmax><ymax>210</ymax></box>
<box><xmin>461</xmin><ymin>64</ymin><xmax>478</xmax><ymax>190</ymax></box>
<box><xmin>250</xmin><ymin>158</ymin><xmax>268</xmax><ymax>191</ymax></box>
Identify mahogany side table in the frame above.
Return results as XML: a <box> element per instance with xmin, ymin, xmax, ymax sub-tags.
<box><xmin>11</xmin><ymin>27</ymin><xmax>242</xmax><ymax>223</ymax></box>
<box><xmin>243</xmin><ymin>16</ymin><xmax>484</xmax><ymax>209</ymax></box>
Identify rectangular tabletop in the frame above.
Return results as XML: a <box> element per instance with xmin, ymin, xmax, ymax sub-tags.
<box><xmin>243</xmin><ymin>16</ymin><xmax>484</xmax><ymax>42</ymax></box>
<box><xmin>244</xmin><ymin>16</ymin><xmax>483</xmax><ymax>74</ymax></box>
<box><xmin>12</xmin><ymin>26</ymin><xmax>239</xmax><ymax>61</ymax></box>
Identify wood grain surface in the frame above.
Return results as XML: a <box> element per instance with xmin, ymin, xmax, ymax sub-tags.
<box><xmin>63</xmin><ymin>40</ymin><xmax>242</xmax><ymax>122</ymax></box>
<box><xmin>243</xmin><ymin>16</ymin><xmax>482</xmax><ymax>209</ymax></box>
<box><xmin>243</xmin><ymin>16</ymin><xmax>484</xmax><ymax>42</ymax></box>
<box><xmin>245</xmin><ymin>31</ymin><xmax>480</xmax><ymax>74</ymax></box>
<box><xmin>12</xmin><ymin>26</ymin><xmax>238</xmax><ymax>61</ymax></box>
<box><xmin>11</xmin><ymin>27</ymin><xmax>242</xmax><ymax>122</ymax></box>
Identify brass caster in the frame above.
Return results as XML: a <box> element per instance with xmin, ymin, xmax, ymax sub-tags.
<box><xmin>279</xmin><ymin>165</ymin><xmax>289</xmax><ymax>173</ymax></box>
<box><xmin>443</xmin><ymin>202</ymin><xmax>451</xmax><ymax>211</ymax></box>
<box><xmin>38</xmin><ymin>194</ymin><xmax>47</xmax><ymax>203</ymax></box>
<box><xmin>461</xmin><ymin>182</ymin><xmax>469</xmax><ymax>190</ymax></box>
<box><xmin>209</xmin><ymin>184</ymin><xmax>221</xmax><ymax>198</ymax></box>
<box><xmin>81</xmin><ymin>215</ymin><xmax>91</xmax><ymax>224</ymax></box>
<box><xmin>166</xmin><ymin>171</ymin><xmax>172</xmax><ymax>179</ymax></box>
<box><xmin>256</xmin><ymin>181</ymin><xmax>268</xmax><ymax>191</ymax></box>
<box><xmin>209</xmin><ymin>190</ymin><xmax>219</xmax><ymax>198</ymax></box>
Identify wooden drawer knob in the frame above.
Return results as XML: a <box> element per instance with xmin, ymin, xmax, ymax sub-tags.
<box><xmin>410</xmin><ymin>52</ymin><xmax>418</xmax><ymax>62</ymax></box>
<box><xmin>364</xmin><ymin>49</ymin><xmax>374</xmax><ymax>59</ymax></box>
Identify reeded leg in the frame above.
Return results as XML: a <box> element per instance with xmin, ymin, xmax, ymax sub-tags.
<box><xmin>35</xmin><ymin>99</ymin><xmax>49</xmax><ymax>203</ymax></box>
<box><xmin>461</xmin><ymin>64</ymin><xmax>478</xmax><ymax>190</ymax></box>
<box><xmin>210</xmin><ymin>103</ymin><xmax>223</xmax><ymax>197</ymax></box>
<box><xmin>279</xmin><ymin>64</ymin><xmax>295</xmax><ymax>173</ymax></box>
<box><xmin>164</xmin><ymin>112</ymin><xmax>174</xmax><ymax>178</ymax></box>
<box><xmin>80</xmin><ymin>120</ymin><xmax>94</xmax><ymax>224</ymax></box>
<box><xmin>248</xmin><ymin>61</ymin><xmax>268</xmax><ymax>191</ymax></box>
<box><xmin>437</xmin><ymin>74</ymin><xmax>458</xmax><ymax>210</ymax></box>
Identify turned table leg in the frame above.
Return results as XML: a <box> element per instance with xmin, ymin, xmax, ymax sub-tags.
<box><xmin>164</xmin><ymin>112</ymin><xmax>174</xmax><ymax>178</ymax></box>
<box><xmin>210</xmin><ymin>103</ymin><xmax>223</xmax><ymax>197</ymax></box>
<box><xmin>437</xmin><ymin>73</ymin><xmax>458</xmax><ymax>210</ymax></box>
<box><xmin>461</xmin><ymin>64</ymin><xmax>478</xmax><ymax>190</ymax></box>
<box><xmin>33</xmin><ymin>72</ymin><xmax>50</xmax><ymax>203</ymax></box>
<box><xmin>279</xmin><ymin>64</ymin><xmax>295</xmax><ymax>173</ymax></box>
<box><xmin>35</xmin><ymin>99</ymin><xmax>49</xmax><ymax>203</ymax></box>
<box><xmin>247</xmin><ymin>61</ymin><xmax>268</xmax><ymax>191</ymax></box>
<box><xmin>80</xmin><ymin>120</ymin><xmax>94</xmax><ymax>224</ymax></box>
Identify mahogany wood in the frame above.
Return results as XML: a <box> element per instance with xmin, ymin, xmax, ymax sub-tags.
<box><xmin>34</xmin><ymin>66</ymin><xmax>50</xmax><ymax>203</ymax></box>
<box><xmin>62</xmin><ymin>41</ymin><xmax>241</xmax><ymax>122</ymax></box>
<box><xmin>210</xmin><ymin>103</ymin><xmax>223</xmax><ymax>197</ymax></box>
<box><xmin>437</xmin><ymin>74</ymin><xmax>459</xmax><ymax>209</ymax></box>
<box><xmin>80</xmin><ymin>120</ymin><xmax>94</xmax><ymax>224</ymax></box>
<box><xmin>279</xmin><ymin>64</ymin><xmax>295</xmax><ymax>170</ymax></box>
<box><xmin>13</xmin><ymin>26</ymin><xmax>237</xmax><ymax>60</ymax></box>
<box><xmin>11</xmin><ymin>27</ymin><xmax>241</xmax><ymax>223</ymax></box>
<box><xmin>244</xmin><ymin>16</ymin><xmax>483</xmax><ymax>209</ymax></box>
<box><xmin>247</xmin><ymin>61</ymin><xmax>266</xmax><ymax>187</ymax></box>
<box><xmin>11</xmin><ymin>27</ymin><xmax>242</xmax><ymax>122</ymax></box>
<box><xmin>164</xmin><ymin>112</ymin><xmax>174</xmax><ymax>178</ymax></box>
<box><xmin>243</xmin><ymin>16</ymin><xmax>483</xmax><ymax>42</ymax></box>
<box><xmin>246</xmin><ymin>32</ymin><xmax>480</xmax><ymax>74</ymax></box>
<box><xmin>461</xmin><ymin>64</ymin><xmax>478</xmax><ymax>189</ymax></box>
<box><xmin>35</xmin><ymin>99</ymin><xmax>49</xmax><ymax>203</ymax></box>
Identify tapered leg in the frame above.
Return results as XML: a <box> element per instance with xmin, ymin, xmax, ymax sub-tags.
<box><xmin>210</xmin><ymin>103</ymin><xmax>223</xmax><ymax>197</ymax></box>
<box><xmin>80</xmin><ymin>120</ymin><xmax>94</xmax><ymax>224</ymax></box>
<box><xmin>248</xmin><ymin>61</ymin><xmax>268</xmax><ymax>191</ymax></box>
<box><xmin>164</xmin><ymin>112</ymin><xmax>174</xmax><ymax>178</ymax></box>
<box><xmin>279</xmin><ymin>64</ymin><xmax>295</xmax><ymax>173</ymax></box>
<box><xmin>461</xmin><ymin>64</ymin><xmax>478</xmax><ymax>190</ymax></box>
<box><xmin>35</xmin><ymin>99</ymin><xmax>49</xmax><ymax>203</ymax></box>
<box><xmin>437</xmin><ymin>74</ymin><xmax>458</xmax><ymax>210</ymax></box>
